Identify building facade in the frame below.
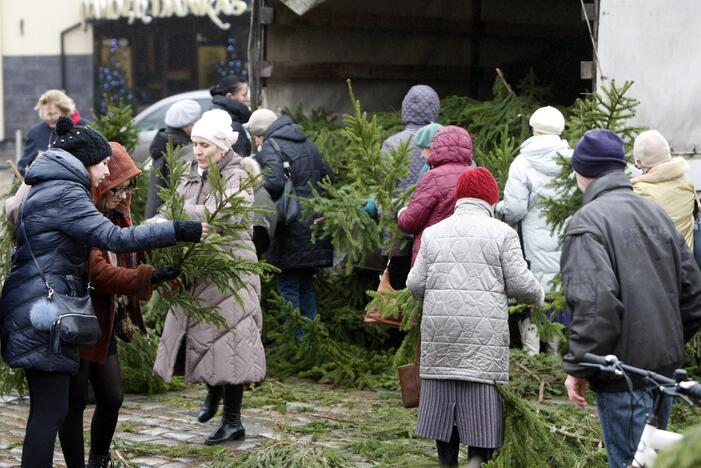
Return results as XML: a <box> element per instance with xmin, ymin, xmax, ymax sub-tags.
<box><xmin>0</xmin><ymin>0</ymin><xmax>251</xmax><ymax>152</ymax></box>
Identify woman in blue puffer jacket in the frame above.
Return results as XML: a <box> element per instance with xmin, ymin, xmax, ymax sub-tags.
<box><xmin>0</xmin><ymin>117</ymin><xmax>206</xmax><ymax>468</ymax></box>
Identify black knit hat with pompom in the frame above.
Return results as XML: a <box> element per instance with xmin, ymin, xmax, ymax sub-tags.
<box><xmin>53</xmin><ymin>116</ymin><xmax>112</xmax><ymax>167</ymax></box>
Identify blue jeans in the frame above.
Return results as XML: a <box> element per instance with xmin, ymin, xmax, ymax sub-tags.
<box><xmin>277</xmin><ymin>268</ymin><xmax>318</xmax><ymax>321</ymax></box>
<box><xmin>595</xmin><ymin>390</ymin><xmax>672</xmax><ymax>468</ymax></box>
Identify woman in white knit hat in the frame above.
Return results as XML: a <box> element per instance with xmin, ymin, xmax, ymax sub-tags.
<box><xmin>152</xmin><ymin>109</ymin><xmax>266</xmax><ymax>445</ymax></box>
<box><xmin>632</xmin><ymin>129</ymin><xmax>696</xmax><ymax>248</ymax></box>
<box><xmin>496</xmin><ymin>105</ymin><xmax>573</xmax><ymax>356</ymax></box>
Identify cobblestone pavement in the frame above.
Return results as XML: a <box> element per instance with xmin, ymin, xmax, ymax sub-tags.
<box><xmin>0</xmin><ymin>378</ymin><xmax>436</xmax><ymax>467</ymax></box>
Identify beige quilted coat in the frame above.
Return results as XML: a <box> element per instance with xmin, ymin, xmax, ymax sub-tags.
<box><xmin>407</xmin><ymin>198</ymin><xmax>543</xmax><ymax>384</ymax></box>
<box><xmin>632</xmin><ymin>157</ymin><xmax>696</xmax><ymax>249</ymax></box>
<box><xmin>153</xmin><ymin>151</ymin><xmax>266</xmax><ymax>385</ymax></box>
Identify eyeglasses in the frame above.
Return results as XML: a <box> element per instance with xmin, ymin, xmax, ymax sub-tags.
<box><xmin>110</xmin><ymin>186</ymin><xmax>136</xmax><ymax>197</ymax></box>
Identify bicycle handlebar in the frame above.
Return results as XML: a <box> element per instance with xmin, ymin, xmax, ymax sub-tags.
<box><xmin>581</xmin><ymin>353</ymin><xmax>701</xmax><ymax>404</ymax></box>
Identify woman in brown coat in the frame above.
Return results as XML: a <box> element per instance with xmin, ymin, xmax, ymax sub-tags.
<box><xmin>152</xmin><ymin>109</ymin><xmax>266</xmax><ymax>445</ymax></box>
<box><xmin>58</xmin><ymin>143</ymin><xmax>181</xmax><ymax>468</ymax></box>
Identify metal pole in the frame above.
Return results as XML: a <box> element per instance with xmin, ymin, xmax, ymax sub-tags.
<box><xmin>15</xmin><ymin>129</ymin><xmax>22</xmax><ymax>163</ymax></box>
<box><xmin>60</xmin><ymin>22</ymin><xmax>82</xmax><ymax>92</ymax></box>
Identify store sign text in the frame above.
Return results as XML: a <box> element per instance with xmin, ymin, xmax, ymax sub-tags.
<box><xmin>82</xmin><ymin>0</ymin><xmax>248</xmax><ymax>30</ymax></box>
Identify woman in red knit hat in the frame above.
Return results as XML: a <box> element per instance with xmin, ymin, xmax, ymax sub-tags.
<box><xmin>406</xmin><ymin>167</ymin><xmax>544</xmax><ymax>467</ymax></box>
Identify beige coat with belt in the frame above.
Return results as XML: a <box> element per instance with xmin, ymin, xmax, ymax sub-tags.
<box><xmin>153</xmin><ymin>151</ymin><xmax>266</xmax><ymax>385</ymax></box>
<box><xmin>632</xmin><ymin>157</ymin><xmax>696</xmax><ymax>249</ymax></box>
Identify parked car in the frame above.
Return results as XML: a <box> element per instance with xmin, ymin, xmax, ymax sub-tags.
<box><xmin>131</xmin><ymin>90</ymin><xmax>212</xmax><ymax>163</ymax></box>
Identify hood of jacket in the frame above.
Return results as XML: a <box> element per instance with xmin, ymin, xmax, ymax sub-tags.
<box><xmin>519</xmin><ymin>135</ymin><xmax>572</xmax><ymax>176</ymax></box>
<box><xmin>631</xmin><ymin>156</ymin><xmax>689</xmax><ymax>184</ymax></box>
<box><xmin>239</xmin><ymin>156</ymin><xmax>261</xmax><ymax>178</ymax></box>
<box><xmin>401</xmin><ymin>85</ymin><xmax>440</xmax><ymax>126</ymax></box>
<box><xmin>583</xmin><ymin>170</ymin><xmax>632</xmax><ymax>205</ymax></box>
<box><xmin>24</xmin><ymin>148</ymin><xmax>91</xmax><ymax>190</ymax></box>
<box><xmin>212</xmin><ymin>95</ymin><xmax>252</xmax><ymax>124</ymax></box>
<box><xmin>97</xmin><ymin>142</ymin><xmax>142</xmax><ymax>197</ymax></box>
<box><xmin>264</xmin><ymin>115</ymin><xmax>307</xmax><ymax>143</ymax></box>
<box><xmin>454</xmin><ymin>197</ymin><xmax>494</xmax><ymax>217</ymax></box>
<box><xmin>428</xmin><ymin>126</ymin><xmax>473</xmax><ymax>167</ymax></box>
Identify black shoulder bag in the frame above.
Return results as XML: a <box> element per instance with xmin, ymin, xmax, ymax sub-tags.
<box><xmin>269</xmin><ymin>138</ymin><xmax>300</xmax><ymax>226</ymax></box>
<box><xmin>21</xmin><ymin>203</ymin><xmax>102</xmax><ymax>353</ymax></box>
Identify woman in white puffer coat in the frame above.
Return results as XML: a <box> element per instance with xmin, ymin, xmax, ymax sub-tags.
<box><xmin>496</xmin><ymin>106</ymin><xmax>572</xmax><ymax>355</ymax></box>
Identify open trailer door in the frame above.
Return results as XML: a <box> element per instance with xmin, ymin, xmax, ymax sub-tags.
<box><xmin>597</xmin><ymin>0</ymin><xmax>701</xmax><ymax>175</ymax></box>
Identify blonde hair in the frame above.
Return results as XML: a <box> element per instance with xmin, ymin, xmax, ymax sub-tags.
<box><xmin>35</xmin><ymin>89</ymin><xmax>76</xmax><ymax>119</ymax></box>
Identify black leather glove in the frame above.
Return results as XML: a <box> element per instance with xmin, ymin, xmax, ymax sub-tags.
<box><xmin>173</xmin><ymin>221</ymin><xmax>203</xmax><ymax>243</ymax></box>
<box><xmin>151</xmin><ymin>265</ymin><xmax>182</xmax><ymax>285</ymax></box>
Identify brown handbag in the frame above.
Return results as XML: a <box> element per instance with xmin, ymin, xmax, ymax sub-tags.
<box><xmin>397</xmin><ymin>341</ymin><xmax>421</xmax><ymax>408</ymax></box>
<box><xmin>113</xmin><ymin>295</ymin><xmax>135</xmax><ymax>343</ymax></box>
<box><xmin>364</xmin><ymin>268</ymin><xmax>402</xmax><ymax>327</ymax></box>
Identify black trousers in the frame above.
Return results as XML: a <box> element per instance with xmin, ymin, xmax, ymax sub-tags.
<box><xmin>59</xmin><ymin>355</ymin><xmax>124</xmax><ymax>468</ymax></box>
<box><xmin>23</xmin><ymin>369</ymin><xmax>71</xmax><ymax>468</ymax></box>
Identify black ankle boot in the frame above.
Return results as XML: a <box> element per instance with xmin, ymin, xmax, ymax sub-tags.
<box><xmin>198</xmin><ymin>384</ymin><xmax>223</xmax><ymax>423</ymax></box>
<box><xmin>436</xmin><ymin>427</ymin><xmax>460</xmax><ymax>467</ymax></box>
<box><xmin>86</xmin><ymin>452</ymin><xmax>111</xmax><ymax>468</ymax></box>
<box><xmin>205</xmin><ymin>384</ymin><xmax>245</xmax><ymax>445</ymax></box>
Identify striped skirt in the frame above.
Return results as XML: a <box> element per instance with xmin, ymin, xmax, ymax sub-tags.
<box><xmin>416</xmin><ymin>378</ymin><xmax>503</xmax><ymax>448</ymax></box>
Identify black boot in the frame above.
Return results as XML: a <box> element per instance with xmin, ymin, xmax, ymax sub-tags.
<box><xmin>436</xmin><ymin>426</ymin><xmax>460</xmax><ymax>467</ymax></box>
<box><xmin>197</xmin><ymin>384</ymin><xmax>223</xmax><ymax>423</ymax></box>
<box><xmin>86</xmin><ymin>452</ymin><xmax>111</xmax><ymax>468</ymax></box>
<box><xmin>205</xmin><ymin>384</ymin><xmax>245</xmax><ymax>445</ymax></box>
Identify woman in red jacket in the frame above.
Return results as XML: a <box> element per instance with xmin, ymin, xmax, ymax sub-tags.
<box><xmin>397</xmin><ymin>126</ymin><xmax>474</xmax><ymax>265</ymax></box>
<box><xmin>58</xmin><ymin>142</ymin><xmax>180</xmax><ymax>468</ymax></box>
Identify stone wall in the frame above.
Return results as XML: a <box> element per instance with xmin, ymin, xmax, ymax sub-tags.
<box><xmin>1</xmin><ymin>55</ymin><xmax>93</xmax><ymax>155</ymax></box>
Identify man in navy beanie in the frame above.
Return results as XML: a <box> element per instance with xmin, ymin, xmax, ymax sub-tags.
<box><xmin>561</xmin><ymin>129</ymin><xmax>701</xmax><ymax>467</ymax></box>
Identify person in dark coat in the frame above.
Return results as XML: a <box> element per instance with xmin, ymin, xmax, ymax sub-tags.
<box><xmin>18</xmin><ymin>89</ymin><xmax>87</xmax><ymax>176</ymax></box>
<box><xmin>561</xmin><ymin>129</ymin><xmax>701</xmax><ymax>468</ymax></box>
<box><xmin>145</xmin><ymin>99</ymin><xmax>201</xmax><ymax>218</ymax></box>
<box><xmin>57</xmin><ymin>143</ymin><xmax>181</xmax><ymax>468</ymax></box>
<box><xmin>0</xmin><ymin>117</ymin><xmax>205</xmax><ymax>468</ymax></box>
<box><xmin>248</xmin><ymin>109</ymin><xmax>333</xmax><ymax>323</ymax></box>
<box><xmin>209</xmin><ymin>75</ymin><xmax>251</xmax><ymax>156</ymax></box>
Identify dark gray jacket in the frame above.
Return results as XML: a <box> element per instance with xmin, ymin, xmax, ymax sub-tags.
<box><xmin>145</xmin><ymin>127</ymin><xmax>192</xmax><ymax>218</ymax></box>
<box><xmin>254</xmin><ymin>116</ymin><xmax>333</xmax><ymax>270</ymax></box>
<box><xmin>211</xmin><ymin>95</ymin><xmax>251</xmax><ymax>157</ymax></box>
<box><xmin>0</xmin><ymin>149</ymin><xmax>179</xmax><ymax>374</ymax></box>
<box><xmin>561</xmin><ymin>171</ymin><xmax>701</xmax><ymax>392</ymax></box>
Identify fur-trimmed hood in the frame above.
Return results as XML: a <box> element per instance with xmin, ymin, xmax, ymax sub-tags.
<box><xmin>631</xmin><ymin>156</ymin><xmax>689</xmax><ymax>184</ymax></box>
<box><xmin>240</xmin><ymin>156</ymin><xmax>261</xmax><ymax>178</ymax></box>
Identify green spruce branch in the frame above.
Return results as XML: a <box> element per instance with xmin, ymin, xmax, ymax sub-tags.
<box><xmin>89</xmin><ymin>99</ymin><xmax>140</xmax><ymax>152</ymax></box>
<box><xmin>299</xmin><ymin>80</ymin><xmax>413</xmax><ymax>273</ymax></box>
<box><xmin>147</xmin><ymin>142</ymin><xmax>276</xmax><ymax>330</ymax></box>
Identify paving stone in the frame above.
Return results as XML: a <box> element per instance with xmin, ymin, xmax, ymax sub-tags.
<box><xmin>140</xmin><ymin>427</ymin><xmax>170</xmax><ymax>436</ymax></box>
<box><xmin>146</xmin><ymin>438</ymin><xmax>182</xmax><ymax>447</ymax></box>
<box><xmin>117</xmin><ymin>432</ymin><xmax>160</xmax><ymax>443</ymax></box>
<box><xmin>129</xmin><ymin>456</ymin><xmax>170</xmax><ymax>466</ymax></box>
<box><xmin>161</xmin><ymin>431</ymin><xmax>198</xmax><ymax>442</ymax></box>
<box><xmin>218</xmin><ymin>438</ymin><xmax>262</xmax><ymax>450</ymax></box>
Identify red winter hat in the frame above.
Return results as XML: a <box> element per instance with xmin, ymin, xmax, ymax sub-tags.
<box><xmin>455</xmin><ymin>167</ymin><xmax>499</xmax><ymax>206</ymax></box>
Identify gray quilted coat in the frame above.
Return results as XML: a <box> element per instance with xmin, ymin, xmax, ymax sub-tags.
<box><xmin>407</xmin><ymin>198</ymin><xmax>544</xmax><ymax>384</ymax></box>
<box><xmin>153</xmin><ymin>151</ymin><xmax>266</xmax><ymax>385</ymax></box>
